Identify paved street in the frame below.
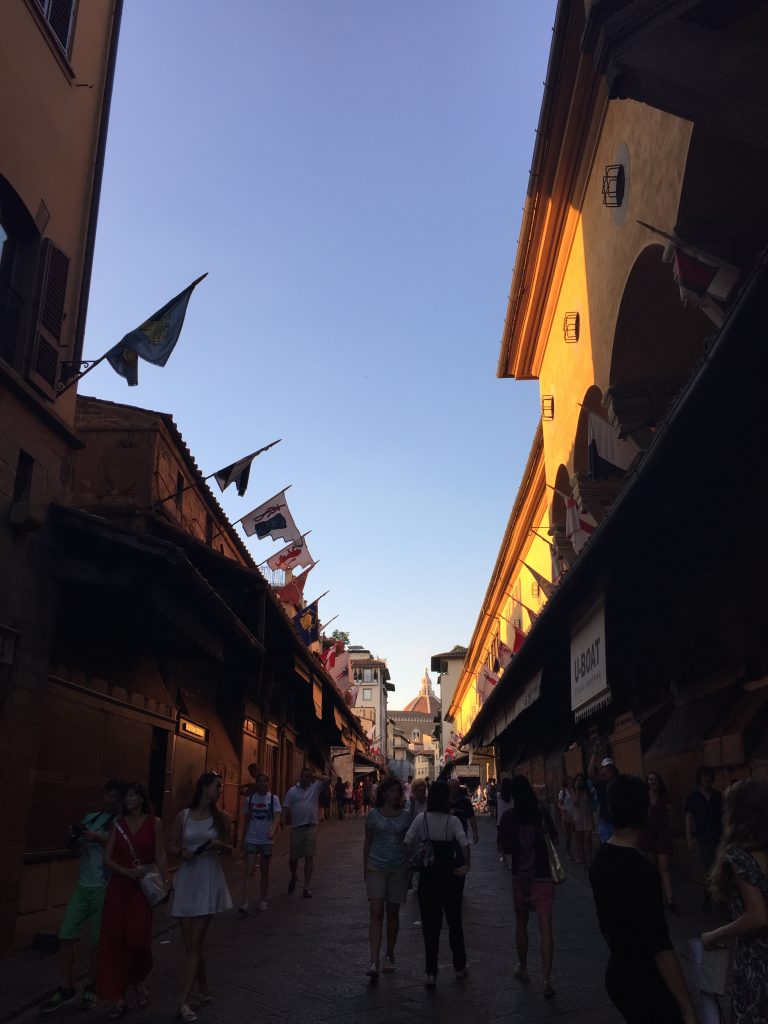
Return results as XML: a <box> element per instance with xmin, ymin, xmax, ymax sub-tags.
<box><xmin>0</xmin><ymin>816</ymin><xmax>629</xmax><ymax>1023</ymax></box>
<box><xmin>4</xmin><ymin>814</ymin><xmax>723</xmax><ymax>1024</ymax></box>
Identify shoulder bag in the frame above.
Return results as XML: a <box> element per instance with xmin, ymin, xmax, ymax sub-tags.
<box><xmin>114</xmin><ymin>819</ymin><xmax>168</xmax><ymax>907</ymax></box>
<box><xmin>409</xmin><ymin>814</ymin><xmax>435</xmax><ymax>870</ymax></box>
<box><xmin>544</xmin><ymin>834</ymin><xmax>566</xmax><ymax>884</ymax></box>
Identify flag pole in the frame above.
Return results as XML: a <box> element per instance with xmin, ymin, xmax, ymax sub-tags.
<box><xmin>320</xmin><ymin>615</ymin><xmax>338</xmax><ymax>632</ymax></box>
<box><xmin>530</xmin><ymin>528</ymin><xmax>554</xmax><ymax>546</ymax></box>
<box><xmin>57</xmin><ymin>353</ymin><xmax>108</xmax><ymax>395</ymax></box>
<box><xmin>308</xmin><ymin>590</ymin><xmax>330</xmax><ymax>604</ymax></box>
<box><xmin>154</xmin><ymin>439</ymin><xmax>283</xmax><ymax>507</ymax></box>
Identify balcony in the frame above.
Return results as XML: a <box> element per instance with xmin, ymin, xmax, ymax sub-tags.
<box><xmin>571</xmin><ymin>472</ymin><xmax>625</xmax><ymax>525</ymax></box>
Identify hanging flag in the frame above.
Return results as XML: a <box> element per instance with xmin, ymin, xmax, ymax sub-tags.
<box><xmin>476</xmin><ymin>666</ymin><xmax>499</xmax><ymax>704</ymax></box>
<box><xmin>275</xmin><ymin>565</ymin><xmax>313</xmax><ymax>608</ymax></box>
<box><xmin>345</xmin><ymin>681</ymin><xmax>360</xmax><ymax>707</ymax></box>
<box><xmin>106</xmin><ymin>274</ymin><xmax>207</xmax><ymax>386</ymax></box>
<box><xmin>266</xmin><ymin>536</ymin><xmax>313</xmax><ymax>573</ymax></box>
<box><xmin>588</xmin><ymin>413</ymin><xmax>639</xmax><ymax>480</ymax></box>
<box><xmin>292</xmin><ymin>600</ymin><xmax>319</xmax><ymax>645</ymax></box>
<box><xmin>498</xmin><ymin>639</ymin><xmax>515</xmax><ymax>672</ymax></box>
<box><xmin>332</xmin><ymin>651</ymin><xmax>350</xmax><ymax>688</ymax></box>
<box><xmin>242</xmin><ymin>490</ymin><xmax>299</xmax><ymax>541</ymax></box>
<box><xmin>521</xmin><ymin>561</ymin><xmax>556</xmax><ymax>599</ymax></box>
<box><xmin>565</xmin><ymin>493</ymin><xmax>596</xmax><ymax>554</ymax></box>
<box><xmin>212</xmin><ymin>439</ymin><xmax>281</xmax><ymax>497</ymax></box>
<box><xmin>323</xmin><ymin>645</ymin><xmax>337</xmax><ymax>671</ymax></box>
<box><xmin>638</xmin><ymin>222</ymin><xmax>740</xmax><ymax>306</ymax></box>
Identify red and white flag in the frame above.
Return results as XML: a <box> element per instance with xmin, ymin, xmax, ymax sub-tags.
<box><xmin>476</xmin><ymin>666</ymin><xmax>499</xmax><ymax>704</ymax></box>
<box><xmin>565</xmin><ymin>494</ymin><xmax>596</xmax><ymax>554</ymax></box>
<box><xmin>274</xmin><ymin>565</ymin><xmax>313</xmax><ymax>608</ymax></box>
<box><xmin>498</xmin><ymin>640</ymin><xmax>515</xmax><ymax>672</ymax></box>
<box><xmin>266</xmin><ymin>536</ymin><xmax>313</xmax><ymax>573</ymax></box>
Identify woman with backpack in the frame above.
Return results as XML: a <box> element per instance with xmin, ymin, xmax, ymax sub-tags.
<box><xmin>404</xmin><ymin>780</ymin><xmax>470</xmax><ymax>988</ymax></box>
<box><xmin>238</xmin><ymin>771</ymin><xmax>281</xmax><ymax>916</ymax></box>
<box><xmin>498</xmin><ymin>775</ymin><xmax>559</xmax><ymax>999</ymax></box>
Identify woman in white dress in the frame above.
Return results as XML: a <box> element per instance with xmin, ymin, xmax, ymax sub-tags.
<box><xmin>169</xmin><ymin>772</ymin><xmax>233</xmax><ymax>1023</ymax></box>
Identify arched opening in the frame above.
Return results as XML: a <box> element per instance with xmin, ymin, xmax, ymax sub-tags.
<box><xmin>606</xmin><ymin>244</ymin><xmax>714</xmax><ymax>447</ymax></box>
<box><xmin>571</xmin><ymin>386</ymin><xmax>639</xmax><ymax>525</ymax></box>
<box><xmin>551</xmin><ymin>463</ymin><xmax>576</xmax><ymax>567</ymax></box>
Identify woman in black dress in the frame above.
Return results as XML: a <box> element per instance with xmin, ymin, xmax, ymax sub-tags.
<box><xmin>589</xmin><ymin>774</ymin><xmax>696</xmax><ymax>1024</ymax></box>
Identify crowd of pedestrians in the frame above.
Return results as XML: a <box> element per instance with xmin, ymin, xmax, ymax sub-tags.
<box><xmin>38</xmin><ymin>760</ymin><xmax>768</xmax><ymax>1024</ymax></box>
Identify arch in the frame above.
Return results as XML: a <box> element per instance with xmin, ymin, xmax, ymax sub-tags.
<box><xmin>607</xmin><ymin>244</ymin><xmax>713</xmax><ymax>446</ymax></box>
<box><xmin>573</xmin><ymin>386</ymin><xmax>604</xmax><ymax>478</ymax></box>
<box><xmin>551</xmin><ymin>463</ymin><xmax>571</xmax><ymax>532</ymax></box>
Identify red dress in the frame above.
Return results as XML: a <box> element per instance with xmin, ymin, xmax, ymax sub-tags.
<box><xmin>97</xmin><ymin>816</ymin><xmax>158</xmax><ymax>998</ymax></box>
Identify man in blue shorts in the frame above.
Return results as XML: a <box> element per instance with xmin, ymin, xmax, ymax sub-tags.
<box><xmin>41</xmin><ymin>779</ymin><xmax>123</xmax><ymax>1013</ymax></box>
<box><xmin>239</xmin><ymin>772</ymin><xmax>281</xmax><ymax>914</ymax></box>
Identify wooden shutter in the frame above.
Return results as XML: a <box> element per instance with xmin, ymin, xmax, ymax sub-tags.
<box><xmin>29</xmin><ymin>239</ymin><xmax>70</xmax><ymax>399</ymax></box>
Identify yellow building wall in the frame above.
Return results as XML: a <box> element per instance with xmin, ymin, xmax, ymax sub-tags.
<box><xmin>537</xmin><ymin>99</ymin><xmax>693</xmax><ymax>484</ymax></box>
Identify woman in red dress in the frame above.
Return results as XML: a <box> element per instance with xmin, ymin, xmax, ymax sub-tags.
<box><xmin>98</xmin><ymin>782</ymin><xmax>169</xmax><ymax>1018</ymax></box>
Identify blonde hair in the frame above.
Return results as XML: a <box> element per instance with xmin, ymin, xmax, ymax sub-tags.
<box><xmin>708</xmin><ymin>778</ymin><xmax>768</xmax><ymax>901</ymax></box>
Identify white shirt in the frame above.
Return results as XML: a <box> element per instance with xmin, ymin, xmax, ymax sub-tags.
<box><xmin>404</xmin><ymin>811</ymin><xmax>470</xmax><ymax>848</ymax></box>
<box><xmin>243</xmin><ymin>791</ymin><xmax>281</xmax><ymax>845</ymax></box>
<box><xmin>283</xmin><ymin>781</ymin><xmax>323</xmax><ymax>827</ymax></box>
<box><xmin>496</xmin><ymin>795</ymin><xmax>514</xmax><ymax>820</ymax></box>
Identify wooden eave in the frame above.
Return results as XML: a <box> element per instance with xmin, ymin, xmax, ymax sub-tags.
<box><xmin>497</xmin><ymin>0</ymin><xmax>608</xmax><ymax>380</ymax></box>
<box><xmin>448</xmin><ymin>425</ymin><xmax>546</xmax><ymax>718</ymax></box>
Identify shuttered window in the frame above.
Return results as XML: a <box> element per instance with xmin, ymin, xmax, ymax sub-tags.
<box><xmin>35</xmin><ymin>0</ymin><xmax>77</xmax><ymax>57</ymax></box>
<box><xmin>29</xmin><ymin>239</ymin><xmax>70</xmax><ymax>399</ymax></box>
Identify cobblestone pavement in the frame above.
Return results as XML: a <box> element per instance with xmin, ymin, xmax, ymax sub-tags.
<box><xmin>6</xmin><ymin>815</ymin><xmax>722</xmax><ymax>1024</ymax></box>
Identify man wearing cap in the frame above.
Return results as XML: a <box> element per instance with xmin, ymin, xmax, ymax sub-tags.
<box><xmin>588</xmin><ymin>745</ymin><xmax>618</xmax><ymax>843</ymax></box>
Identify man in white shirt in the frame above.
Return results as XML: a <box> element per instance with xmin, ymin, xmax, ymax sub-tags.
<box><xmin>239</xmin><ymin>771</ymin><xmax>281</xmax><ymax>915</ymax></box>
<box><xmin>282</xmin><ymin>767</ymin><xmax>330</xmax><ymax>898</ymax></box>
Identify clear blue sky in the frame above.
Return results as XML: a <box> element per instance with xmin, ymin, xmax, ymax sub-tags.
<box><xmin>83</xmin><ymin>1</ymin><xmax>557</xmax><ymax>709</ymax></box>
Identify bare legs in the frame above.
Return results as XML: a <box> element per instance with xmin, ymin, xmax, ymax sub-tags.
<box><xmin>385</xmin><ymin>902</ymin><xmax>400</xmax><ymax>958</ymax></box>
<box><xmin>655</xmin><ymin>853</ymin><xmax>674</xmax><ymax>907</ymax></box>
<box><xmin>179</xmin><ymin>916</ymin><xmax>212</xmax><ymax>1010</ymax></box>
<box><xmin>242</xmin><ymin>853</ymin><xmax>256</xmax><ymax>908</ymax></box>
<box><xmin>243</xmin><ymin>853</ymin><xmax>272</xmax><ymax>908</ymax></box>
<box><xmin>369</xmin><ymin>898</ymin><xmax>384</xmax><ymax>967</ymax></box>
<box><xmin>515</xmin><ymin>909</ymin><xmax>554</xmax><ymax>991</ymax></box>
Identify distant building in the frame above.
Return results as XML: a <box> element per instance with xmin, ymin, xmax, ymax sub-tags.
<box><xmin>430</xmin><ymin>646</ymin><xmax>467</xmax><ymax>765</ymax></box>
<box><xmin>388</xmin><ymin>670</ymin><xmax>441</xmax><ymax>780</ymax></box>
<box><xmin>347</xmin><ymin>646</ymin><xmax>394</xmax><ymax>763</ymax></box>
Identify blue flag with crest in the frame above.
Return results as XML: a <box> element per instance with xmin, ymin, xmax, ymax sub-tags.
<box><xmin>106</xmin><ymin>274</ymin><xmax>207</xmax><ymax>386</ymax></box>
<box><xmin>292</xmin><ymin>601</ymin><xmax>319</xmax><ymax>646</ymax></box>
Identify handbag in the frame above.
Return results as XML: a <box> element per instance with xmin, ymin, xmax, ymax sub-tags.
<box><xmin>114</xmin><ymin>820</ymin><xmax>168</xmax><ymax>907</ymax></box>
<box><xmin>409</xmin><ymin>814</ymin><xmax>435</xmax><ymax>870</ymax></box>
<box><xmin>690</xmin><ymin>939</ymin><xmax>730</xmax><ymax>996</ymax></box>
<box><xmin>544</xmin><ymin>833</ymin><xmax>567</xmax><ymax>885</ymax></box>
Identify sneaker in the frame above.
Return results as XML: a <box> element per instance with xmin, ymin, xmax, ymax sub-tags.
<box><xmin>302</xmin><ymin>888</ymin><xmax>314</xmax><ymax>898</ymax></box>
<box><xmin>78</xmin><ymin>987</ymin><xmax>97</xmax><ymax>1011</ymax></box>
<box><xmin>258</xmin><ymin>901</ymin><xmax>268</xmax><ymax>911</ymax></box>
<box><xmin>42</xmin><ymin>987</ymin><xmax>77</xmax><ymax>1013</ymax></box>
<box><xmin>287</xmin><ymin>877</ymin><xmax>297</xmax><ymax>894</ymax></box>
<box><xmin>455</xmin><ymin>967</ymin><xmax>469</xmax><ymax>979</ymax></box>
<box><xmin>424</xmin><ymin>975</ymin><xmax>437</xmax><ymax>989</ymax></box>
<box><xmin>237</xmin><ymin>904</ymin><xmax>249</xmax><ymax>917</ymax></box>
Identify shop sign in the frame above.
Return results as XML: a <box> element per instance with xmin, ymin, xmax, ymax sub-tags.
<box><xmin>570</xmin><ymin>600</ymin><xmax>610</xmax><ymax>719</ymax></box>
<box><xmin>179</xmin><ymin>717</ymin><xmax>207</xmax><ymax>742</ymax></box>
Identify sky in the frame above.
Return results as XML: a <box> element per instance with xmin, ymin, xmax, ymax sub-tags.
<box><xmin>83</xmin><ymin>1</ymin><xmax>557</xmax><ymax>709</ymax></box>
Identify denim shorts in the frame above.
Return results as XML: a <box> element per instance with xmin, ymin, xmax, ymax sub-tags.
<box><xmin>243</xmin><ymin>842</ymin><xmax>273</xmax><ymax>857</ymax></box>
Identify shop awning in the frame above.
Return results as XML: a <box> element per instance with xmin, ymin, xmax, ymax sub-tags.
<box><xmin>478</xmin><ymin>670</ymin><xmax>542</xmax><ymax>747</ymax></box>
<box><xmin>644</xmin><ymin>688</ymin><xmax>738</xmax><ymax>761</ymax></box>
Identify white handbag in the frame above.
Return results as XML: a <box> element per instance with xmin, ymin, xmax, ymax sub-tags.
<box><xmin>114</xmin><ymin>821</ymin><xmax>168</xmax><ymax>907</ymax></box>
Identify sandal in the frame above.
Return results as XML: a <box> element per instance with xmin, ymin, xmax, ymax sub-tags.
<box><xmin>108</xmin><ymin>1003</ymin><xmax>127</xmax><ymax>1020</ymax></box>
<box><xmin>544</xmin><ymin>982</ymin><xmax>555</xmax><ymax>1000</ymax></box>
<box><xmin>178</xmin><ymin>1005</ymin><xmax>197</xmax><ymax>1023</ymax></box>
<box><xmin>135</xmin><ymin>985</ymin><xmax>149</xmax><ymax>1008</ymax></box>
<box><xmin>382</xmin><ymin>954</ymin><xmax>395</xmax><ymax>973</ymax></box>
<box><xmin>366</xmin><ymin>963</ymin><xmax>379</xmax><ymax>979</ymax></box>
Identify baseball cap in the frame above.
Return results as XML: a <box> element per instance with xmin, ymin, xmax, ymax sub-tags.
<box><xmin>601</xmin><ymin>757</ymin><xmax>615</xmax><ymax>768</ymax></box>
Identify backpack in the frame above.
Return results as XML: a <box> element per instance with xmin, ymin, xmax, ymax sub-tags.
<box><xmin>248</xmin><ymin>793</ymin><xmax>275</xmax><ymax>819</ymax></box>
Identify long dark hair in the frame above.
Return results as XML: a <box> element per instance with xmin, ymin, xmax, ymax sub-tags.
<box><xmin>375</xmin><ymin>776</ymin><xmax>403</xmax><ymax>809</ymax></box>
<box><xmin>509</xmin><ymin>775</ymin><xmax>539</xmax><ymax>824</ymax></box>
<box><xmin>499</xmin><ymin>777</ymin><xmax>514</xmax><ymax>802</ymax></box>
<box><xmin>646</xmin><ymin>770</ymin><xmax>668</xmax><ymax>797</ymax></box>
<box><xmin>123</xmin><ymin>781</ymin><xmax>154</xmax><ymax>816</ymax></box>
<box><xmin>189</xmin><ymin>772</ymin><xmax>227</xmax><ymax>838</ymax></box>
<box><xmin>709</xmin><ymin>778</ymin><xmax>768</xmax><ymax>901</ymax></box>
<box><xmin>426</xmin><ymin>780</ymin><xmax>450</xmax><ymax>814</ymax></box>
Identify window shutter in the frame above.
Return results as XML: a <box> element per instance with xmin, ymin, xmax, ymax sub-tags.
<box><xmin>29</xmin><ymin>239</ymin><xmax>70</xmax><ymax>399</ymax></box>
<box><xmin>47</xmin><ymin>0</ymin><xmax>76</xmax><ymax>54</ymax></box>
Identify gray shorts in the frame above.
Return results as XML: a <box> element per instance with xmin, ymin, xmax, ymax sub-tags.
<box><xmin>244</xmin><ymin>842</ymin><xmax>273</xmax><ymax>857</ymax></box>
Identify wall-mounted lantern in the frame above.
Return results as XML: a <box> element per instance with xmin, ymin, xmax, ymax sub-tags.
<box><xmin>563</xmin><ymin>311</ymin><xmax>580</xmax><ymax>342</ymax></box>
<box><xmin>602</xmin><ymin>164</ymin><xmax>626</xmax><ymax>208</ymax></box>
